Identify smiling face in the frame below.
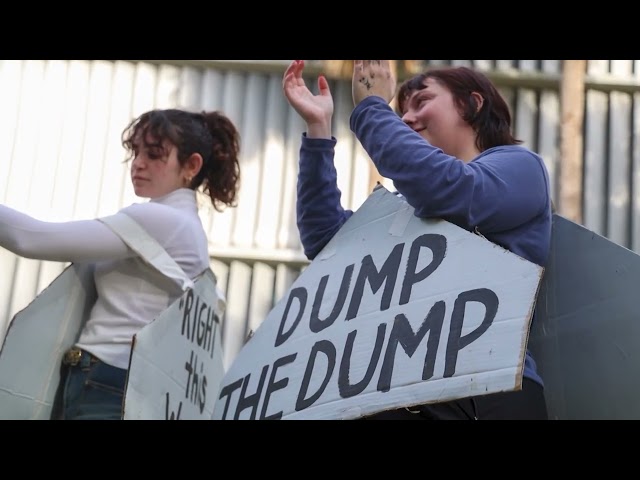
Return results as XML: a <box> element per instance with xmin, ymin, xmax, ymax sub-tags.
<box><xmin>129</xmin><ymin>132</ymin><xmax>187</xmax><ymax>199</ymax></box>
<box><xmin>400</xmin><ymin>77</ymin><xmax>478</xmax><ymax>159</ymax></box>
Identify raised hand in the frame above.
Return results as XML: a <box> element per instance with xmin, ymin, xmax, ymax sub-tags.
<box><xmin>352</xmin><ymin>60</ymin><xmax>396</xmax><ymax>107</ymax></box>
<box><xmin>282</xmin><ymin>60</ymin><xmax>334</xmax><ymax>139</ymax></box>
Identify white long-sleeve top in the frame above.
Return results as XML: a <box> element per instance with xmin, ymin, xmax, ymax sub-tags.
<box><xmin>0</xmin><ymin>188</ymin><xmax>210</xmax><ymax>369</ymax></box>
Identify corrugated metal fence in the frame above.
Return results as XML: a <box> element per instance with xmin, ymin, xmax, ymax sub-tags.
<box><xmin>1</xmin><ymin>59</ymin><xmax>639</xmax><ymax>367</ymax></box>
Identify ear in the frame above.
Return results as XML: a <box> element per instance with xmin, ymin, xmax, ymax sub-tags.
<box><xmin>184</xmin><ymin>152</ymin><xmax>204</xmax><ymax>179</ymax></box>
<box><xmin>470</xmin><ymin>92</ymin><xmax>484</xmax><ymax>113</ymax></box>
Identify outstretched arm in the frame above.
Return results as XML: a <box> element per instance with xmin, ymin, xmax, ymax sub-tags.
<box><xmin>283</xmin><ymin>60</ymin><xmax>352</xmax><ymax>259</ymax></box>
<box><xmin>350</xmin><ymin>97</ymin><xmax>549</xmax><ymax>233</ymax></box>
<box><xmin>0</xmin><ymin>204</ymin><xmax>133</xmax><ymax>263</ymax></box>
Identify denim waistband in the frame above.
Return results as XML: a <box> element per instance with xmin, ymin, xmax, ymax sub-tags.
<box><xmin>62</xmin><ymin>347</ymin><xmax>100</xmax><ymax>368</ymax></box>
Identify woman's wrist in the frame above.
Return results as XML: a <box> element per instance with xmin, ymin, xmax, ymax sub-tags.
<box><xmin>306</xmin><ymin>119</ymin><xmax>332</xmax><ymax>139</ymax></box>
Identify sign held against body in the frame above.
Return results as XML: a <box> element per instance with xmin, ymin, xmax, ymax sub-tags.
<box><xmin>212</xmin><ymin>187</ymin><xmax>544</xmax><ymax>420</ymax></box>
<box><xmin>0</xmin><ymin>213</ymin><xmax>227</xmax><ymax>420</ymax></box>
<box><xmin>124</xmin><ymin>269</ymin><xmax>226</xmax><ymax>420</ymax></box>
<box><xmin>0</xmin><ymin>263</ymin><xmax>96</xmax><ymax>420</ymax></box>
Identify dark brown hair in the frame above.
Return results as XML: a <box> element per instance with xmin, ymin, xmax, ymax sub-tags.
<box><xmin>397</xmin><ymin>66</ymin><xmax>521</xmax><ymax>152</ymax></box>
<box><xmin>122</xmin><ymin>109</ymin><xmax>240</xmax><ymax>212</ymax></box>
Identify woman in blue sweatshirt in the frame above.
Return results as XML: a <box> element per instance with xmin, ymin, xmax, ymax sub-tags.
<box><xmin>283</xmin><ymin>60</ymin><xmax>552</xmax><ymax>420</ymax></box>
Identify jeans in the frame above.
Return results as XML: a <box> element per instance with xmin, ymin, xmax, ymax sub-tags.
<box><xmin>51</xmin><ymin>349</ymin><xmax>127</xmax><ymax>420</ymax></box>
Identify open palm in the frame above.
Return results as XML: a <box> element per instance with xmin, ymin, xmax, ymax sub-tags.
<box><xmin>282</xmin><ymin>60</ymin><xmax>333</xmax><ymax>125</ymax></box>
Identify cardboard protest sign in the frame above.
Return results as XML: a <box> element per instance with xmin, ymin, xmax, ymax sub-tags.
<box><xmin>212</xmin><ymin>187</ymin><xmax>544</xmax><ymax>420</ymax></box>
<box><xmin>123</xmin><ymin>269</ymin><xmax>226</xmax><ymax>420</ymax></box>
<box><xmin>529</xmin><ymin>215</ymin><xmax>640</xmax><ymax>420</ymax></box>
<box><xmin>0</xmin><ymin>263</ymin><xmax>96</xmax><ymax>420</ymax></box>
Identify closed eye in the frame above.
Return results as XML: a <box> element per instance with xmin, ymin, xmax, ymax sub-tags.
<box><xmin>416</xmin><ymin>95</ymin><xmax>434</xmax><ymax>108</ymax></box>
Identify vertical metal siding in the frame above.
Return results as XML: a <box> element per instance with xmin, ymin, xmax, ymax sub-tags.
<box><xmin>1</xmin><ymin>59</ymin><xmax>640</xmax><ymax>369</ymax></box>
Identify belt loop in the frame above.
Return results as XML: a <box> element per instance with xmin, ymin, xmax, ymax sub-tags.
<box><xmin>79</xmin><ymin>349</ymin><xmax>92</xmax><ymax>369</ymax></box>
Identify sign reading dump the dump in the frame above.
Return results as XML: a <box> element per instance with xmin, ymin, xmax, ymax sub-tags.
<box><xmin>212</xmin><ymin>188</ymin><xmax>544</xmax><ymax>420</ymax></box>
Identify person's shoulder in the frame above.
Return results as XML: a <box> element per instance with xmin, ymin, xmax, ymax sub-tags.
<box><xmin>120</xmin><ymin>201</ymin><xmax>175</xmax><ymax>216</ymax></box>
<box><xmin>118</xmin><ymin>201</ymin><xmax>189</xmax><ymax>230</ymax></box>
<box><xmin>112</xmin><ymin>202</ymin><xmax>205</xmax><ymax>250</ymax></box>
<box><xmin>478</xmin><ymin>145</ymin><xmax>543</xmax><ymax>164</ymax></box>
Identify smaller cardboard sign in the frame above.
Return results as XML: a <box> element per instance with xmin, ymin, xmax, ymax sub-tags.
<box><xmin>0</xmin><ymin>263</ymin><xmax>96</xmax><ymax>420</ymax></box>
<box><xmin>123</xmin><ymin>269</ymin><xmax>226</xmax><ymax>420</ymax></box>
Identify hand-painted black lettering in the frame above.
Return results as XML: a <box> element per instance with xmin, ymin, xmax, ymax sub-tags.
<box><xmin>184</xmin><ymin>350</ymin><xmax>194</xmax><ymax>399</ymax></box>
<box><xmin>217</xmin><ymin>378</ymin><xmax>243</xmax><ymax>420</ymax></box>
<box><xmin>184</xmin><ymin>350</ymin><xmax>207</xmax><ymax>411</ymax></box>
<box><xmin>165</xmin><ymin>392</ymin><xmax>182</xmax><ymax>420</ymax></box>
<box><xmin>190</xmin><ymin>295</ymin><xmax>200</xmax><ymax>342</ymax></box>
<box><xmin>400</xmin><ymin>234</ymin><xmax>447</xmax><ymax>305</ymax></box>
<box><xmin>339</xmin><ymin>324</ymin><xmax>386</xmax><ymax>398</ymax></box>
<box><xmin>196</xmin><ymin>299</ymin><xmax>208</xmax><ymax>347</ymax></box>
<box><xmin>445</xmin><ymin>288</ymin><xmax>498</xmax><ymax>378</ymax></box>
<box><xmin>346</xmin><ymin>242</ymin><xmax>404</xmax><ymax>320</ymax></box>
<box><xmin>180</xmin><ymin>291</ymin><xmax>217</xmax><ymax>357</ymax></box>
<box><xmin>275</xmin><ymin>287</ymin><xmax>308</xmax><ymax>347</ymax></box>
<box><xmin>296</xmin><ymin>340</ymin><xmax>336</xmax><ymax>411</ymax></box>
<box><xmin>310</xmin><ymin>264</ymin><xmax>355</xmax><ymax>333</ymax></box>
<box><xmin>235</xmin><ymin>365</ymin><xmax>269</xmax><ymax>420</ymax></box>
<box><xmin>199</xmin><ymin>361</ymin><xmax>207</xmax><ymax>414</ymax></box>
<box><xmin>260</xmin><ymin>353</ymin><xmax>297</xmax><ymax>420</ymax></box>
<box><xmin>180</xmin><ymin>289</ymin><xmax>194</xmax><ymax>338</ymax></box>
<box><xmin>208</xmin><ymin>318</ymin><xmax>218</xmax><ymax>359</ymax></box>
<box><xmin>377</xmin><ymin>301</ymin><xmax>446</xmax><ymax>392</ymax></box>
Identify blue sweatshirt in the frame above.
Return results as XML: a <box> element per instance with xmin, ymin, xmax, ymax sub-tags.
<box><xmin>296</xmin><ymin>96</ymin><xmax>552</xmax><ymax>388</ymax></box>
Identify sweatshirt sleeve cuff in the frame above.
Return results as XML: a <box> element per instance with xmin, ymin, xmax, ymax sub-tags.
<box><xmin>301</xmin><ymin>132</ymin><xmax>337</xmax><ymax>149</ymax></box>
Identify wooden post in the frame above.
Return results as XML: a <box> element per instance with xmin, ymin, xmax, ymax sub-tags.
<box><xmin>559</xmin><ymin>60</ymin><xmax>587</xmax><ymax>223</ymax></box>
<box><xmin>321</xmin><ymin>60</ymin><xmax>354</xmax><ymax>80</ymax></box>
